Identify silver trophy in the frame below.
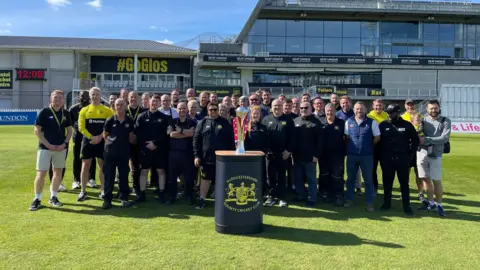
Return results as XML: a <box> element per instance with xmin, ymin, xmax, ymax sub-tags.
<box><xmin>235</xmin><ymin>107</ymin><xmax>250</xmax><ymax>155</ymax></box>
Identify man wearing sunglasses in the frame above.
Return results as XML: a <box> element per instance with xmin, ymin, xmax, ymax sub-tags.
<box><xmin>193</xmin><ymin>103</ymin><xmax>235</xmax><ymax>209</ymax></box>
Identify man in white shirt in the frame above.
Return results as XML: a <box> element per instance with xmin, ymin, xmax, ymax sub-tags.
<box><xmin>159</xmin><ymin>94</ymin><xmax>179</xmax><ymax>119</ymax></box>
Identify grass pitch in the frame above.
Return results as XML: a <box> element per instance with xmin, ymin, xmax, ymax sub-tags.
<box><xmin>0</xmin><ymin>126</ymin><xmax>479</xmax><ymax>269</ymax></box>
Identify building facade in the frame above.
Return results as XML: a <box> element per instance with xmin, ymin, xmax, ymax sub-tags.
<box><xmin>196</xmin><ymin>0</ymin><xmax>480</xmax><ymax>101</ymax></box>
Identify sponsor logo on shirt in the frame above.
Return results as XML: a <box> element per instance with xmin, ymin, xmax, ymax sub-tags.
<box><xmin>281</xmin><ymin>121</ymin><xmax>286</xmax><ymax>126</ymax></box>
<box><xmin>217</xmin><ymin>125</ymin><xmax>222</xmax><ymax>129</ymax></box>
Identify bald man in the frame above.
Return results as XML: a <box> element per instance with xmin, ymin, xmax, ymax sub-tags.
<box><xmin>159</xmin><ymin>94</ymin><xmax>179</xmax><ymax>119</ymax></box>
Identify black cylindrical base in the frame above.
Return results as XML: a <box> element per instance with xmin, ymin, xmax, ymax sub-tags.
<box><xmin>215</xmin><ymin>151</ymin><xmax>265</xmax><ymax>235</ymax></box>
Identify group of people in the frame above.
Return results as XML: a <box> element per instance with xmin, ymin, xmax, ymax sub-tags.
<box><xmin>29</xmin><ymin>87</ymin><xmax>451</xmax><ymax>217</ymax></box>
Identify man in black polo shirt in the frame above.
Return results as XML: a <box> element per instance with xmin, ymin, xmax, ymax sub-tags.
<box><xmin>30</xmin><ymin>90</ymin><xmax>73</xmax><ymax>211</ymax></box>
<box><xmin>166</xmin><ymin>102</ymin><xmax>197</xmax><ymax>205</ymax></box>
<box><xmin>135</xmin><ymin>95</ymin><xmax>170</xmax><ymax>203</ymax></box>
<box><xmin>197</xmin><ymin>92</ymin><xmax>209</xmax><ymax>119</ymax></box>
<box><xmin>102</xmin><ymin>98</ymin><xmax>134</xmax><ymax>209</ymax></box>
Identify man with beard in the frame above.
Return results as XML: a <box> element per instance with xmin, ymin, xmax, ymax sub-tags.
<box><xmin>260</xmin><ymin>89</ymin><xmax>272</xmax><ymax>116</ymax></box>
<box><xmin>292</xmin><ymin>102</ymin><xmax>323</xmax><ymax>207</ymax></box>
<box><xmin>69</xmin><ymin>91</ymin><xmax>96</xmax><ymax>190</ymax></box>
<box><xmin>120</xmin><ymin>88</ymin><xmax>129</xmax><ymax>104</ymax></box>
<box><xmin>209</xmin><ymin>92</ymin><xmax>219</xmax><ymax>105</ymax></box>
<box><xmin>166</xmin><ymin>102</ymin><xmax>197</xmax><ymax>205</ymax></box>
<box><xmin>186</xmin><ymin>88</ymin><xmax>195</xmax><ymax>100</ymax></box>
<box><xmin>378</xmin><ymin>104</ymin><xmax>418</xmax><ymax>216</ymax></box>
<box><xmin>125</xmin><ymin>91</ymin><xmax>147</xmax><ymax>195</ymax></box>
<box><xmin>171</xmin><ymin>89</ymin><xmax>180</xmax><ymax>108</ymax></box>
<box><xmin>330</xmin><ymin>93</ymin><xmax>341</xmax><ymax>111</ymax></box>
<box><xmin>193</xmin><ymin>103</ymin><xmax>235</xmax><ymax>209</ymax></box>
<box><xmin>262</xmin><ymin>99</ymin><xmax>295</xmax><ymax>208</ymax></box>
<box><xmin>417</xmin><ymin>100</ymin><xmax>451</xmax><ymax>217</ymax></box>
<box><xmin>134</xmin><ymin>95</ymin><xmax>170</xmax><ymax>203</ymax></box>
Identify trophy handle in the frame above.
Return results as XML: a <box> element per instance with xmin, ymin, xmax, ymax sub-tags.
<box><xmin>236</xmin><ymin>140</ymin><xmax>246</xmax><ymax>155</ymax></box>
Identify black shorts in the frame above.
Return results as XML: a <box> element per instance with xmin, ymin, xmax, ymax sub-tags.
<box><xmin>81</xmin><ymin>139</ymin><xmax>104</xmax><ymax>160</ymax></box>
<box><xmin>200</xmin><ymin>164</ymin><xmax>215</xmax><ymax>182</ymax></box>
<box><xmin>138</xmin><ymin>148</ymin><xmax>167</xmax><ymax>170</ymax></box>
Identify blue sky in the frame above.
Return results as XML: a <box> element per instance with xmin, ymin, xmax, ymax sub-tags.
<box><xmin>0</xmin><ymin>0</ymin><xmax>258</xmax><ymax>46</ymax></box>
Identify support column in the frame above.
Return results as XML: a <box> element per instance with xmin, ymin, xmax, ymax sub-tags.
<box><xmin>134</xmin><ymin>54</ymin><xmax>138</xmax><ymax>91</ymax></box>
<box><xmin>12</xmin><ymin>51</ymin><xmax>20</xmax><ymax>108</ymax></box>
<box><xmin>240</xmin><ymin>69</ymin><xmax>253</xmax><ymax>96</ymax></box>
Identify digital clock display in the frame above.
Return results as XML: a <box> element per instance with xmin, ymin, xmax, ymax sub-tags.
<box><xmin>15</xmin><ymin>68</ymin><xmax>47</xmax><ymax>81</ymax></box>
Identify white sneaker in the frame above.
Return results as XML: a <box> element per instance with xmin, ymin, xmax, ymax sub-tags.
<box><xmin>57</xmin><ymin>183</ymin><xmax>67</xmax><ymax>192</ymax></box>
<box><xmin>99</xmin><ymin>191</ymin><xmax>105</xmax><ymax>200</ymax></box>
<box><xmin>72</xmin><ymin>181</ymin><xmax>81</xmax><ymax>190</ymax></box>
<box><xmin>279</xmin><ymin>200</ymin><xmax>288</xmax><ymax>208</ymax></box>
<box><xmin>88</xmin><ymin>179</ymin><xmax>97</xmax><ymax>188</ymax></box>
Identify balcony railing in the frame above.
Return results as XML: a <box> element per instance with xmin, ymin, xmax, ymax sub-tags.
<box><xmin>73</xmin><ymin>79</ymin><xmax>179</xmax><ymax>91</ymax></box>
<box><xmin>269</xmin><ymin>0</ymin><xmax>480</xmax><ymax>13</ymax></box>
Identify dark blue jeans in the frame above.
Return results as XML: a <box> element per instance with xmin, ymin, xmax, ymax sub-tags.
<box><xmin>294</xmin><ymin>161</ymin><xmax>317</xmax><ymax>202</ymax></box>
<box><xmin>346</xmin><ymin>155</ymin><xmax>374</xmax><ymax>204</ymax></box>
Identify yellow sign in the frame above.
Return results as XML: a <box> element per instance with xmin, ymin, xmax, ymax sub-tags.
<box><xmin>336</xmin><ymin>89</ymin><xmax>348</xmax><ymax>95</ymax></box>
<box><xmin>116</xmin><ymin>58</ymin><xmax>168</xmax><ymax>73</ymax></box>
<box><xmin>0</xmin><ymin>70</ymin><xmax>12</xmax><ymax>89</ymax></box>
<box><xmin>317</xmin><ymin>87</ymin><xmax>334</xmax><ymax>94</ymax></box>
<box><xmin>224</xmin><ymin>175</ymin><xmax>260</xmax><ymax>212</ymax></box>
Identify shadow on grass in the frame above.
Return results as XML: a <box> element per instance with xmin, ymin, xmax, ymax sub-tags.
<box><xmin>246</xmin><ymin>224</ymin><xmax>404</xmax><ymax>248</ymax></box>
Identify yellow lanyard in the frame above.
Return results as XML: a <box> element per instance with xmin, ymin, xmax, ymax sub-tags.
<box><xmin>128</xmin><ymin>106</ymin><xmax>139</xmax><ymax>121</ymax></box>
<box><xmin>50</xmin><ymin>106</ymin><xmax>64</xmax><ymax>130</ymax></box>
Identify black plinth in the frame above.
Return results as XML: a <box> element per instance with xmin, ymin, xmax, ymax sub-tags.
<box><xmin>214</xmin><ymin>150</ymin><xmax>265</xmax><ymax>234</ymax></box>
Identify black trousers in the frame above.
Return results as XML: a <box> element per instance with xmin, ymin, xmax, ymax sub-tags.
<box><xmin>130</xmin><ymin>145</ymin><xmax>141</xmax><ymax>192</ymax></box>
<box><xmin>266</xmin><ymin>153</ymin><xmax>287</xmax><ymax>200</ymax></box>
<box><xmin>103</xmin><ymin>153</ymin><xmax>130</xmax><ymax>202</ymax></box>
<box><xmin>319</xmin><ymin>153</ymin><xmax>345</xmax><ymax>196</ymax></box>
<box><xmin>380</xmin><ymin>154</ymin><xmax>411</xmax><ymax>210</ymax></box>
<box><xmin>372</xmin><ymin>145</ymin><xmax>381</xmax><ymax>191</ymax></box>
<box><xmin>150</xmin><ymin>168</ymin><xmax>159</xmax><ymax>188</ymax></box>
<box><xmin>167</xmin><ymin>151</ymin><xmax>196</xmax><ymax>200</ymax></box>
<box><xmin>48</xmin><ymin>146</ymin><xmax>68</xmax><ymax>182</ymax></box>
<box><xmin>73</xmin><ymin>135</ymin><xmax>96</xmax><ymax>183</ymax></box>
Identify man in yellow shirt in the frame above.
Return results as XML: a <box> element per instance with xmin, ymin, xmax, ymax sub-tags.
<box><xmin>77</xmin><ymin>87</ymin><xmax>114</xmax><ymax>202</ymax></box>
<box><xmin>367</xmin><ymin>99</ymin><xmax>388</xmax><ymax>194</ymax></box>
<box><xmin>401</xmin><ymin>98</ymin><xmax>421</xmax><ymax>122</ymax></box>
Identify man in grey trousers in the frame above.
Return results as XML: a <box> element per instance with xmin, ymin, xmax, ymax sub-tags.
<box><xmin>417</xmin><ymin>100</ymin><xmax>451</xmax><ymax>217</ymax></box>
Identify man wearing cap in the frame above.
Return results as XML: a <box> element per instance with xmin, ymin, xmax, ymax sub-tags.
<box><xmin>367</xmin><ymin>99</ymin><xmax>388</xmax><ymax>194</ymax></box>
<box><xmin>378</xmin><ymin>104</ymin><xmax>418</xmax><ymax>216</ymax></box>
<box><xmin>401</xmin><ymin>99</ymin><xmax>419</xmax><ymax>122</ymax></box>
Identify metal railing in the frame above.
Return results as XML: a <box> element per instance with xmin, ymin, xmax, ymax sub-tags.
<box><xmin>73</xmin><ymin>79</ymin><xmax>180</xmax><ymax>91</ymax></box>
<box><xmin>268</xmin><ymin>0</ymin><xmax>480</xmax><ymax>13</ymax></box>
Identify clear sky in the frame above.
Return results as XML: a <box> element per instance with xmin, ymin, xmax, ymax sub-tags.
<box><xmin>0</xmin><ymin>0</ymin><xmax>258</xmax><ymax>46</ymax></box>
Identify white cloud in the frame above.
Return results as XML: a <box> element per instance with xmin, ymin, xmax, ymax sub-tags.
<box><xmin>6</xmin><ymin>23</ymin><xmax>11</xmax><ymax>27</ymax></box>
<box><xmin>159</xmin><ymin>27</ymin><xmax>168</xmax><ymax>32</ymax></box>
<box><xmin>149</xmin><ymin>25</ymin><xmax>157</xmax><ymax>30</ymax></box>
<box><xmin>0</xmin><ymin>29</ymin><xmax>12</xmax><ymax>34</ymax></box>
<box><xmin>46</xmin><ymin>0</ymin><xmax>71</xmax><ymax>10</ymax></box>
<box><xmin>157</xmin><ymin>39</ymin><xmax>174</xmax><ymax>45</ymax></box>
<box><xmin>85</xmin><ymin>0</ymin><xmax>102</xmax><ymax>10</ymax></box>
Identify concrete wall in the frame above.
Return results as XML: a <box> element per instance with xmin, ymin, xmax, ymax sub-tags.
<box><xmin>382</xmin><ymin>69</ymin><xmax>437</xmax><ymax>97</ymax></box>
<box><xmin>437</xmin><ymin>70</ymin><xmax>480</xmax><ymax>86</ymax></box>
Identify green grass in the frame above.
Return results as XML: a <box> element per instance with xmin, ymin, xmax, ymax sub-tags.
<box><xmin>1</xmin><ymin>126</ymin><xmax>479</xmax><ymax>269</ymax></box>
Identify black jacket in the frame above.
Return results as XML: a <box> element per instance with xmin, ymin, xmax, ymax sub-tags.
<box><xmin>314</xmin><ymin>111</ymin><xmax>327</xmax><ymax>125</ymax></box>
<box><xmin>379</xmin><ymin>118</ymin><xmax>419</xmax><ymax>157</ymax></box>
<box><xmin>322</xmin><ymin>117</ymin><xmax>346</xmax><ymax>155</ymax></box>
<box><xmin>69</xmin><ymin>103</ymin><xmax>85</xmax><ymax>138</ymax></box>
<box><xmin>245</xmin><ymin>121</ymin><xmax>268</xmax><ymax>153</ymax></box>
<box><xmin>293</xmin><ymin>115</ymin><xmax>323</xmax><ymax>162</ymax></box>
<box><xmin>135</xmin><ymin>110</ymin><xmax>170</xmax><ymax>149</ymax></box>
<box><xmin>126</xmin><ymin>106</ymin><xmax>147</xmax><ymax>122</ymax></box>
<box><xmin>193</xmin><ymin>117</ymin><xmax>235</xmax><ymax>164</ymax></box>
<box><xmin>262</xmin><ymin>113</ymin><xmax>295</xmax><ymax>154</ymax></box>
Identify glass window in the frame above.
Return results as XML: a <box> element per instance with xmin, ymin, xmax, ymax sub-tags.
<box><xmin>392</xmin><ymin>46</ymin><xmax>408</xmax><ymax>56</ymax></box>
<box><xmin>113</xmin><ymin>74</ymin><xmax>121</xmax><ymax>81</ymax></box>
<box><xmin>213</xmin><ymin>70</ymin><xmax>226</xmax><ymax>78</ymax></box>
<box><xmin>361</xmin><ymin>38</ymin><xmax>378</xmax><ymax>46</ymax></box>
<box><xmin>286</xmin><ymin>37</ymin><xmax>305</xmax><ymax>53</ymax></box>
<box><xmin>247</xmin><ymin>35</ymin><xmax>266</xmax><ymax>43</ymax></box>
<box><xmin>148</xmin><ymin>75</ymin><xmax>157</xmax><ymax>81</ymax></box>
<box><xmin>198</xmin><ymin>69</ymin><xmax>211</xmax><ymax>77</ymax></box>
<box><xmin>455</xmin><ymin>48</ymin><xmax>464</xmax><ymax>58</ymax></box>
<box><xmin>361</xmin><ymin>45</ymin><xmax>378</xmax><ymax>57</ymax></box>
<box><xmin>439</xmin><ymin>24</ymin><xmax>454</xmax><ymax>44</ymax></box>
<box><xmin>305</xmin><ymin>37</ymin><xmax>323</xmax><ymax>54</ymax></box>
<box><xmin>381</xmin><ymin>46</ymin><xmax>391</xmax><ymax>57</ymax></box>
<box><xmin>342</xmin><ymin>38</ymin><xmax>361</xmax><ymax>54</ymax></box>
<box><xmin>248</xmin><ymin>43</ymin><xmax>267</xmax><ymax>55</ymax></box>
<box><xmin>466</xmin><ymin>24</ymin><xmax>476</xmax><ymax>45</ymax></box>
<box><xmin>343</xmin><ymin>21</ymin><xmax>361</xmax><ymax>37</ymax></box>
<box><xmin>477</xmin><ymin>26</ymin><xmax>480</xmax><ymax>46</ymax></box>
<box><xmin>104</xmin><ymin>74</ymin><xmax>112</xmax><ymax>81</ymax></box>
<box><xmin>305</xmin><ymin>21</ymin><xmax>323</xmax><ymax>37</ymax></box>
<box><xmin>249</xmin><ymin>20</ymin><xmax>267</xmax><ymax>36</ymax></box>
<box><xmin>324</xmin><ymin>38</ymin><xmax>342</xmax><ymax>54</ymax></box>
<box><xmin>408</xmin><ymin>46</ymin><xmax>423</xmax><ymax>55</ymax></box>
<box><xmin>423</xmin><ymin>23</ymin><xmax>439</xmax><ymax>43</ymax></box>
<box><xmin>166</xmin><ymin>75</ymin><xmax>174</xmax><ymax>82</ymax></box>
<box><xmin>361</xmin><ymin>22</ymin><xmax>377</xmax><ymax>38</ymax></box>
<box><xmin>286</xmin><ymin>20</ymin><xmax>305</xmax><ymax>37</ymax></box>
<box><xmin>141</xmin><ymin>75</ymin><xmax>148</xmax><ymax>81</ymax></box>
<box><xmin>158</xmin><ymin>75</ymin><xmax>166</xmax><ymax>81</ymax></box>
<box><xmin>122</xmin><ymin>74</ymin><xmax>130</xmax><ymax>81</ymax></box>
<box><xmin>324</xmin><ymin>21</ymin><xmax>342</xmax><ymax>37</ymax></box>
<box><xmin>455</xmin><ymin>24</ymin><xmax>464</xmax><ymax>45</ymax></box>
<box><xmin>423</xmin><ymin>46</ymin><xmax>439</xmax><ymax>56</ymax></box>
<box><xmin>467</xmin><ymin>48</ymin><xmax>475</xmax><ymax>59</ymax></box>
<box><xmin>439</xmin><ymin>47</ymin><xmax>454</xmax><ymax>57</ymax></box>
<box><xmin>380</xmin><ymin>22</ymin><xmax>419</xmax><ymax>40</ymax></box>
<box><xmin>266</xmin><ymin>36</ymin><xmax>286</xmax><ymax>53</ymax></box>
<box><xmin>267</xmin><ymin>20</ymin><xmax>286</xmax><ymax>36</ymax></box>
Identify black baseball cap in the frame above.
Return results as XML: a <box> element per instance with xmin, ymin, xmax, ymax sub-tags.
<box><xmin>386</xmin><ymin>104</ymin><xmax>401</xmax><ymax>114</ymax></box>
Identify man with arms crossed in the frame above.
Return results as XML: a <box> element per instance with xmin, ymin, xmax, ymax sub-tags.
<box><xmin>77</xmin><ymin>87</ymin><xmax>114</xmax><ymax>201</ymax></box>
<box><xmin>30</xmin><ymin>90</ymin><xmax>72</xmax><ymax>211</ymax></box>
<box><xmin>417</xmin><ymin>100</ymin><xmax>451</xmax><ymax>217</ymax></box>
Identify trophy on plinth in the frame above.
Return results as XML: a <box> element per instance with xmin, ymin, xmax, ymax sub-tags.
<box><xmin>233</xmin><ymin>107</ymin><xmax>250</xmax><ymax>155</ymax></box>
